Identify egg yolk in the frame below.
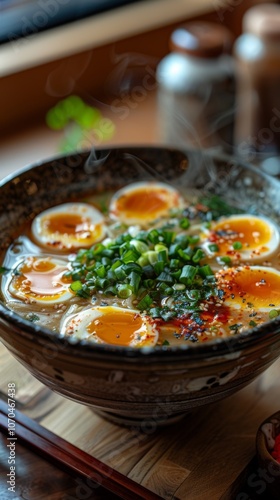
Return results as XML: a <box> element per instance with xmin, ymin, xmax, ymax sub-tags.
<box><xmin>209</xmin><ymin>217</ymin><xmax>272</xmax><ymax>256</ymax></box>
<box><xmin>41</xmin><ymin>213</ymin><xmax>103</xmax><ymax>245</ymax></box>
<box><xmin>86</xmin><ymin>308</ymin><xmax>153</xmax><ymax>346</ymax></box>
<box><xmin>10</xmin><ymin>257</ymin><xmax>71</xmax><ymax>302</ymax></box>
<box><xmin>217</xmin><ymin>266</ymin><xmax>280</xmax><ymax>310</ymax></box>
<box><xmin>114</xmin><ymin>187</ymin><xmax>175</xmax><ymax>221</ymax></box>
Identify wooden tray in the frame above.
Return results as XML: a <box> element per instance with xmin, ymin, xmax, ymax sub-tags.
<box><xmin>1</xmin><ymin>342</ymin><xmax>280</xmax><ymax>499</ymax></box>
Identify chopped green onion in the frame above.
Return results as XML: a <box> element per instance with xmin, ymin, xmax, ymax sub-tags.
<box><xmin>70</xmin><ymin>281</ymin><xmax>83</xmax><ymax>292</ymax></box>
<box><xmin>232</xmin><ymin>241</ymin><xmax>243</xmax><ymax>250</ymax></box>
<box><xmin>117</xmin><ymin>284</ymin><xmax>133</xmax><ymax>299</ymax></box>
<box><xmin>188</xmin><ymin>235</ymin><xmax>200</xmax><ymax>245</ymax></box>
<box><xmin>145</xmin><ymin>251</ymin><xmax>158</xmax><ymax>266</ymax></box>
<box><xmin>174</xmin><ymin>234</ymin><xmax>189</xmax><ymax>248</ymax></box>
<box><xmin>199</xmin><ymin>265</ymin><xmax>214</xmax><ymax>277</ymax></box>
<box><xmin>114</xmin><ymin>266</ymin><xmax>127</xmax><ymax>281</ymax></box>
<box><xmin>111</xmin><ymin>260</ymin><xmax>122</xmax><ymax>271</ymax></box>
<box><xmin>162</xmin><ymin>231</ymin><xmax>175</xmax><ymax>245</ymax></box>
<box><xmin>157</xmin><ymin>250</ymin><xmax>168</xmax><ymax>263</ymax></box>
<box><xmin>170</xmin><ymin>258</ymin><xmax>180</xmax><ymax>269</ymax></box>
<box><xmin>173</xmin><ymin>283</ymin><xmax>186</xmax><ymax>291</ymax></box>
<box><xmin>148</xmin><ymin>229</ymin><xmax>160</xmax><ymax>244</ymax></box>
<box><xmin>192</xmin><ymin>249</ymin><xmax>205</xmax><ymax>263</ymax></box>
<box><xmin>129</xmin><ymin>271</ymin><xmax>141</xmax><ymax>294</ymax></box>
<box><xmin>137</xmin><ymin>255</ymin><xmax>149</xmax><ymax>267</ymax></box>
<box><xmin>178</xmin><ymin>248</ymin><xmax>191</xmax><ymax>261</ymax></box>
<box><xmin>208</xmin><ymin>243</ymin><xmax>219</xmax><ymax>253</ymax></box>
<box><xmin>142</xmin><ymin>265</ymin><xmax>155</xmax><ymax>278</ymax></box>
<box><xmin>249</xmin><ymin>320</ymin><xmax>257</xmax><ymax>327</ymax></box>
<box><xmin>122</xmin><ymin>262</ymin><xmax>143</xmax><ymax>275</ymax></box>
<box><xmin>179</xmin><ymin>265</ymin><xmax>197</xmax><ymax>285</ymax></box>
<box><xmin>156</xmin><ymin>271</ymin><xmax>174</xmax><ymax>284</ymax></box>
<box><xmin>95</xmin><ymin>265</ymin><xmax>106</xmax><ymax>278</ymax></box>
<box><xmin>122</xmin><ymin>248</ymin><xmax>141</xmax><ymax>263</ymax></box>
<box><xmin>179</xmin><ymin>218</ymin><xmax>190</xmax><ymax>229</ymax></box>
<box><xmin>104</xmin><ymin>285</ymin><xmax>117</xmax><ymax>296</ymax></box>
<box><xmin>66</xmin><ymin>196</ymin><xmax>241</xmax><ymax>329</ymax></box>
<box><xmin>154</xmin><ymin>261</ymin><xmax>165</xmax><ymax>275</ymax></box>
<box><xmin>130</xmin><ymin>239</ymin><xmax>149</xmax><ymax>254</ymax></box>
<box><xmin>137</xmin><ymin>294</ymin><xmax>153</xmax><ymax>311</ymax></box>
<box><xmin>218</xmin><ymin>256</ymin><xmax>232</xmax><ymax>266</ymax></box>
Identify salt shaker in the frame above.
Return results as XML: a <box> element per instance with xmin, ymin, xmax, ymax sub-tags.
<box><xmin>156</xmin><ymin>22</ymin><xmax>235</xmax><ymax>150</ymax></box>
<box><xmin>234</xmin><ymin>3</ymin><xmax>280</xmax><ymax>174</ymax></box>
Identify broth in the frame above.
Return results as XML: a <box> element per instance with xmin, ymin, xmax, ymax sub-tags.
<box><xmin>1</xmin><ymin>183</ymin><xmax>280</xmax><ymax>348</ymax></box>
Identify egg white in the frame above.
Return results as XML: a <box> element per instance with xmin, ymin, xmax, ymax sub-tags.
<box><xmin>202</xmin><ymin>214</ymin><xmax>280</xmax><ymax>263</ymax></box>
<box><xmin>61</xmin><ymin>305</ymin><xmax>159</xmax><ymax>347</ymax></box>
<box><xmin>31</xmin><ymin>203</ymin><xmax>106</xmax><ymax>251</ymax></box>
<box><xmin>109</xmin><ymin>181</ymin><xmax>184</xmax><ymax>225</ymax></box>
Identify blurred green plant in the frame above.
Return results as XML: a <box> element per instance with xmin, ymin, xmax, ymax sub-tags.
<box><xmin>46</xmin><ymin>95</ymin><xmax>115</xmax><ymax>153</ymax></box>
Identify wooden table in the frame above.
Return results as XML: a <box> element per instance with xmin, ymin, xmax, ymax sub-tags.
<box><xmin>0</xmin><ymin>342</ymin><xmax>279</xmax><ymax>500</ymax></box>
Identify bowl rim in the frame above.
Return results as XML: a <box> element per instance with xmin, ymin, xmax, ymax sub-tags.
<box><xmin>1</xmin><ymin>145</ymin><xmax>280</xmax><ymax>360</ymax></box>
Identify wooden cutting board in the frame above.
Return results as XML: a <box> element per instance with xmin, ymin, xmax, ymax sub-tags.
<box><xmin>0</xmin><ymin>342</ymin><xmax>279</xmax><ymax>500</ymax></box>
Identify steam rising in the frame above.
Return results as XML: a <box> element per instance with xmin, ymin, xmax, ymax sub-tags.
<box><xmin>84</xmin><ymin>149</ymin><xmax>110</xmax><ymax>174</ymax></box>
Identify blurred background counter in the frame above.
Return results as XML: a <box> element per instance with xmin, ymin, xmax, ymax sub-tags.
<box><xmin>1</xmin><ymin>0</ymin><xmax>279</xmax><ymax>176</ymax></box>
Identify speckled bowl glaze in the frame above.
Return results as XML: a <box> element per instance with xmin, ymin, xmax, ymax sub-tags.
<box><xmin>256</xmin><ymin>411</ymin><xmax>280</xmax><ymax>499</ymax></box>
<box><xmin>1</xmin><ymin>146</ymin><xmax>280</xmax><ymax>426</ymax></box>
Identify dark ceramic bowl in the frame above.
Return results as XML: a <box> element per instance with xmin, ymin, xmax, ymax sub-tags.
<box><xmin>256</xmin><ymin>411</ymin><xmax>280</xmax><ymax>499</ymax></box>
<box><xmin>1</xmin><ymin>146</ymin><xmax>280</xmax><ymax>426</ymax></box>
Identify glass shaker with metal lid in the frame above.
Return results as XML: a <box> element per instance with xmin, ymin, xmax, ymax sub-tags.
<box><xmin>156</xmin><ymin>21</ymin><xmax>235</xmax><ymax>150</ymax></box>
<box><xmin>234</xmin><ymin>3</ymin><xmax>280</xmax><ymax>175</ymax></box>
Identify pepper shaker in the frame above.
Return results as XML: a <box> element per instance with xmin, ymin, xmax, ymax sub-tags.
<box><xmin>234</xmin><ymin>3</ymin><xmax>280</xmax><ymax>174</ymax></box>
<box><xmin>156</xmin><ymin>22</ymin><xmax>235</xmax><ymax>150</ymax></box>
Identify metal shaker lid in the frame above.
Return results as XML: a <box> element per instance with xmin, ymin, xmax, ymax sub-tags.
<box><xmin>170</xmin><ymin>22</ymin><xmax>233</xmax><ymax>59</ymax></box>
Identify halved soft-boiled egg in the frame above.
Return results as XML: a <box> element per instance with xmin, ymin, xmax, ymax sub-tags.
<box><xmin>202</xmin><ymin>214</ymin><xmax>280</xmax><ymax>262</ymax></box>
<box><xmin>216</xmin><ymin>265</ymin><xmax>280</xmax><ymax>311</ymax></box>
<box><xmin>109</xmin><ymin>181</ymin><xmax>184</xmax><ymax>225</ymax></box>
<box><xmin>32</xmin><ymin>203</ymin><xmax>106</xmax><ymax>251</ymax></box>
<box><xmin>8</xmin><ymin>256</ymin><xmax>73</xmax><ymax>304</ymax></box>
<box><xmin>61</xmin><ymin>305</ymin><xmax>159</xmax><ymax>347</ymax></box>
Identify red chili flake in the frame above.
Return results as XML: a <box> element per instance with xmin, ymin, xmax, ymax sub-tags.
<box><xmin>271</xmin><ymin>433</ymin><xmax>280</xmax><ymax>463</ymax></box>
<box><xmin>195</xmin><ymin>203</ymin><xmax>208</xmax><ymax>212</ymax></box>
<box><xmin>200</xmin><ymin>304</ymin><xmax>229</xmax><ymax>324</ymax></box>
<box><xmin>209</xmin><ymin>233</ymin><xmax>218</xmax><ymax>242</ymax></box>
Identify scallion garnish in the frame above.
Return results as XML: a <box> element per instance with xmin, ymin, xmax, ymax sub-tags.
<box><xmin>208</xmin><ymin>243</ymin><xmax>219</xmax><ymax>253</ymax></box>
<box><xmin>65</xmin><ymin>202</ymin><xmax>228</xmax><ymax>325</ymax></box>
<box><xmin>218</xmin><ymin>256</ymin><xmax>232</xmax><ymax>266</ymax></box>
<box><xmin>138</xmin><ymin>294</ymin><xmax>153</xmax><ymax>311</ymax></box>
<box><xmin>232</xmin><ymin>241</ymin><xmax>243</xmax><ymax>250</ymax></box>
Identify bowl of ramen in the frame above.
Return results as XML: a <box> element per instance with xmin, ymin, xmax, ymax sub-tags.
<box><xmin>1</xmin><ymin>146</ymin><xmax>280</xmax><ymax>426</ymax></box>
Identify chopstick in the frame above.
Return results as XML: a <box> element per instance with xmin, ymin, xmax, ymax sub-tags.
<box><xmin>0</xmin><ymin>399</ymin><xmax>162</xmax><ymax>500</ymax></box>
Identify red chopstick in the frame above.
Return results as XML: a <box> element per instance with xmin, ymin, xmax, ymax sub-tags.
<box><xmin>0</xmin><ymin>399</ymin><xmax>162</xmax><ymax>500</ymax></box>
